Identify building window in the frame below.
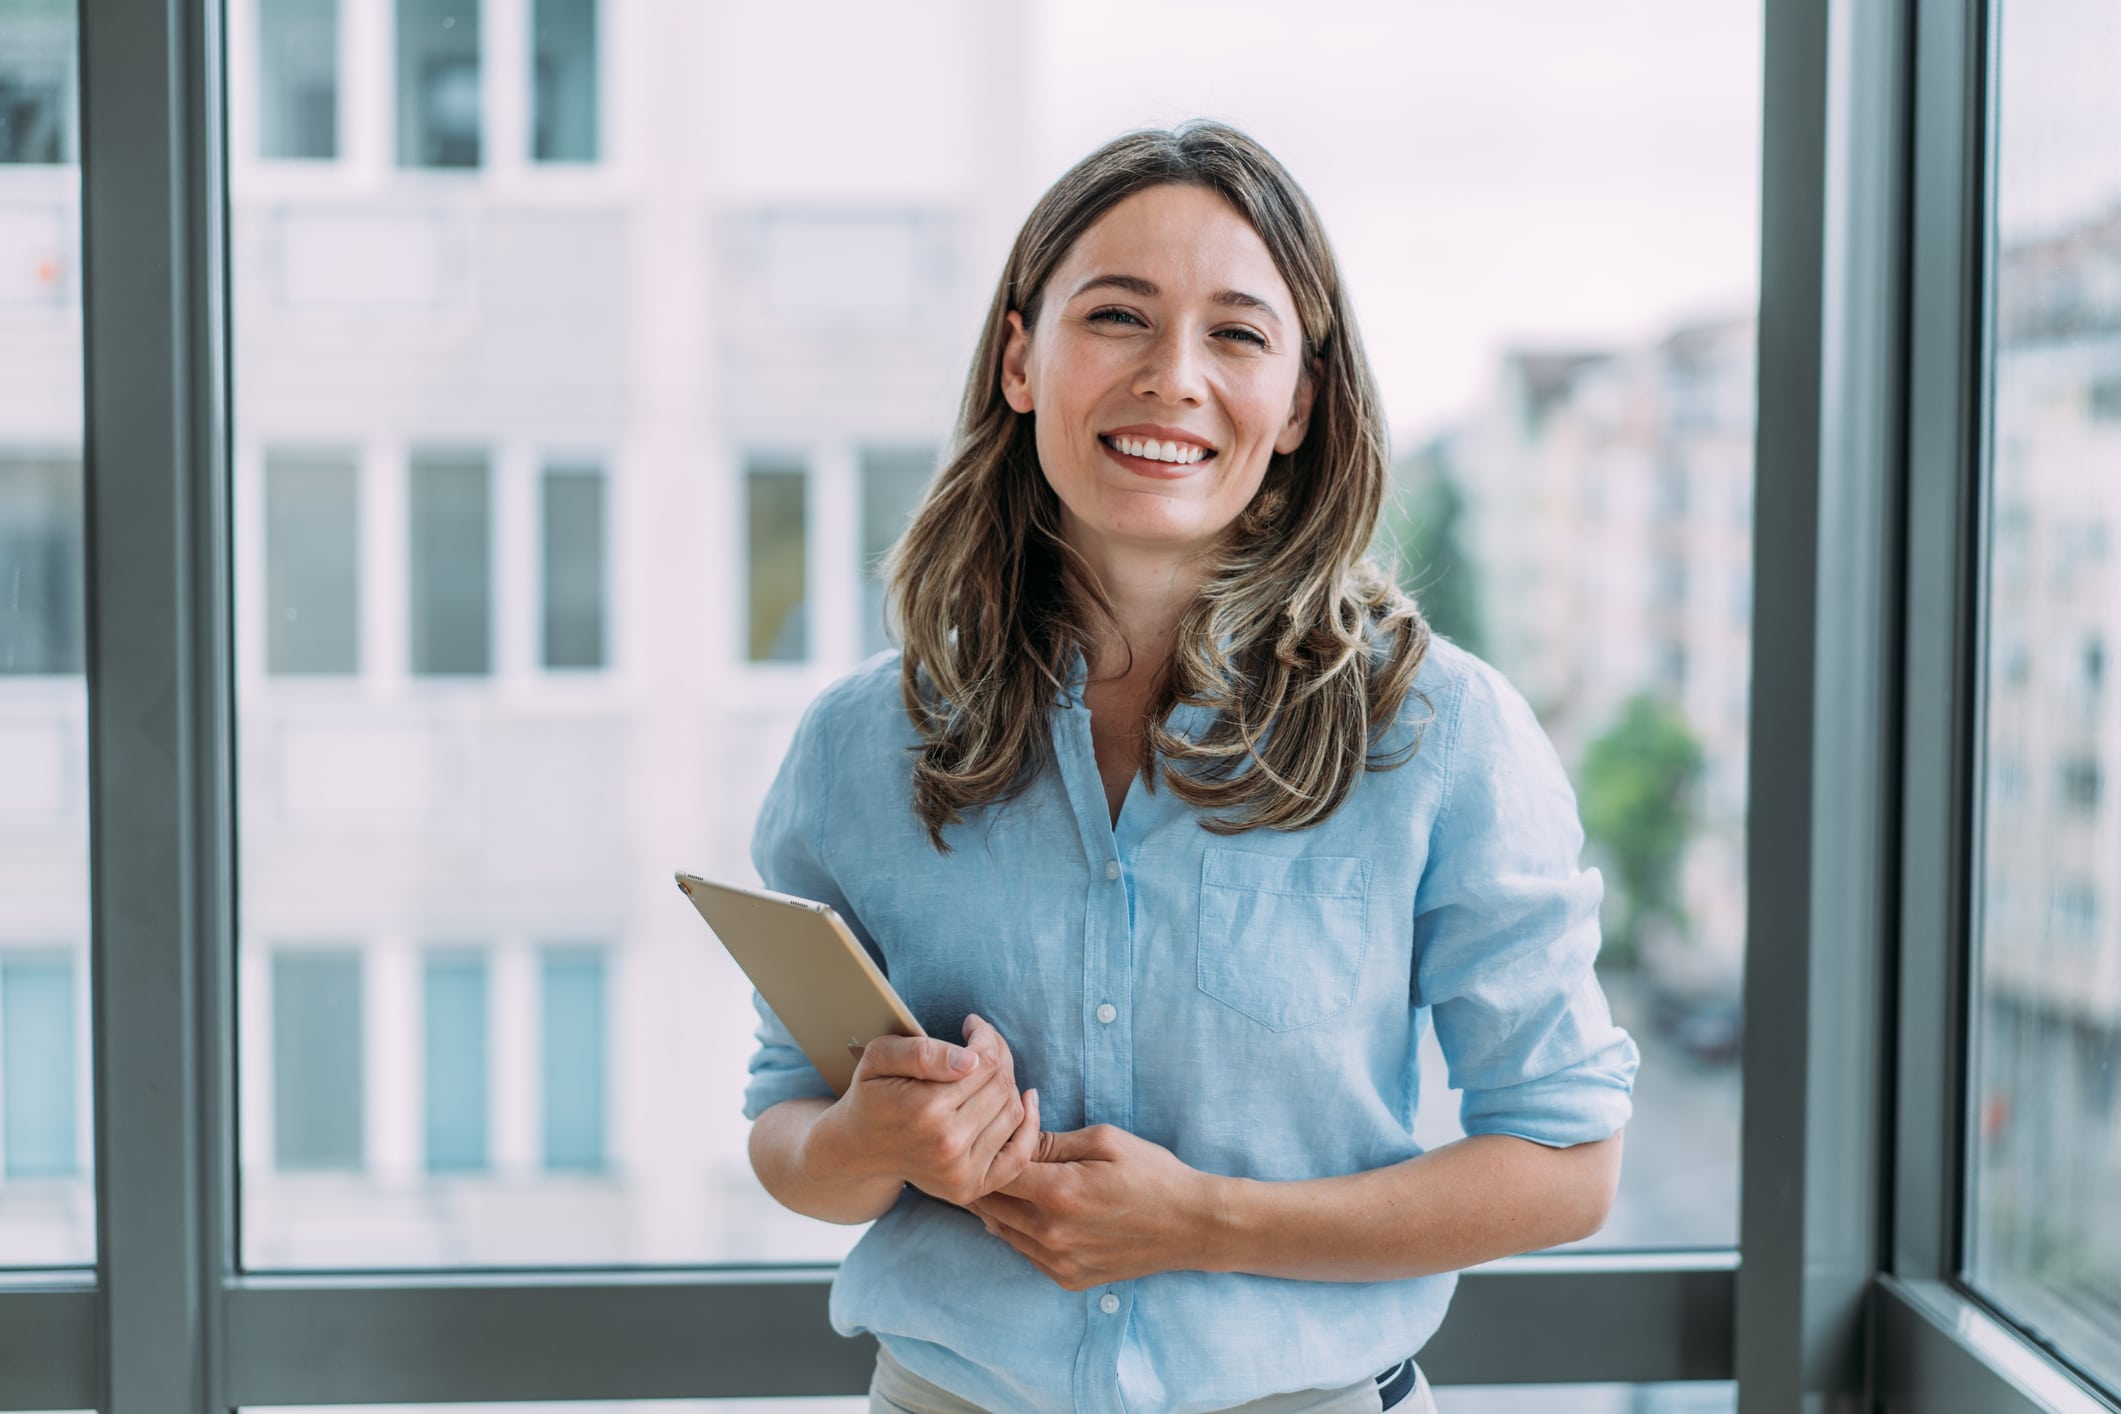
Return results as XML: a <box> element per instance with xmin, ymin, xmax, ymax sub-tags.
<box><xmin>2058</xmin><ymin>755</ymin><xmax>2102</xmax><ymax>814</ymax></box>
<box><xmin>396</xmin><ymin>0</ymin><xmax>480</xmax><ymax>169</ymax></box>
<box><xmin>271</xmin><ymin>951</ymin><xmax>364</xmax><ymax>1172</ymax></box>
<box><xmin>859</xmin><ymin>445</ymin><xmax>935</xmax><ymax>658</ymax></box>
<box><xmin>1</xmin><ymin>954</ymin><xmax>77</xmax><ymax>1178</ymax></box>
<box><xmin>409</xmin><ymin>450</ymin><xmax>491</xmax><ymax>676</ymax></box>
<box><xmin>258</xmin><ymin>0</ymin><xmax>338</xmax><ymax>160</ymax></box>
<box><xmin>531</xmin><ymin>0</ymin><xmax>597</xmax><ymax>163</ymax></box>
<box><xmin>0</xmin><ymin>454</ymin><xmax>83</xmax><ymax>675</ymax></box>
<box><xmin>423</xmin><ymin>950</ymin><xmax>488</xmax><ymax>1174</ymax></box>
<box><xmin>2047</xmin><ymin>881</ymin><xmax>2099</xmax><ymax>948</ymax></box>
<box><xmin>745</xmin><ymin>459</ymin><xmax>807</xmax><ymax>663</ymax></box>
<box><xmin>540</xmin><ymin>948</ymin><xmax>606</xmax><ymax>1172</ymax></box>
<box><xmin>541</xmin><ymin>464</ymin><xmax>606</xmax><ymax>669</ymax></box>
<box><xmin>265</xmin><ymin>450</ymin><xmax>360</xmax><ymax>675</ymax></box>
<box><xmin>0</xmin><ymin>0</ymin><xmax>74</xmax><ymax>164</ymax></box>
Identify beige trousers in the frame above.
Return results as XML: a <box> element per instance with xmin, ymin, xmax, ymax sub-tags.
<box><xmin>867</xmin><ymin>1340</ymin><xmax>1438</xmax><ymax>1414</ymax></box>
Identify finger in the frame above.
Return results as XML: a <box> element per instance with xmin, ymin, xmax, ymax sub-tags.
<box><xmin>860</xmin><ymin>1033</ymin><xmax>980</xmax><ymax>1082</ymax></box>
<box><xmin>987</xmin><ymin>1088</ymin><xmax>1041</xmax><ymax>1189</ymax></box>
<box><xmin>972</xmin><ymin>1187</ymin><xmax>1040</xmax><ymax>1233</ymax></box>
<box><xmin>961</xmin><ymin>1015</ymin><xmax>1016</xmax><ymax>1080</ymax></box>
<box><xmin>965</xmin><ymin>1085</ymin><xmax>1027</xmax><ymax>1180</ymax></box>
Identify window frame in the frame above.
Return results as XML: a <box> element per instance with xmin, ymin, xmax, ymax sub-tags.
<box><xmin>1</xmin><ymin>0</ymin><xmax>2112</xmax><ymax>1409</ymax></box>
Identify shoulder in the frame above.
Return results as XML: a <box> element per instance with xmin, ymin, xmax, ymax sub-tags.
<box><xmin>791</xmin><ymin>650</ymin><xmax>920</xmax><ymax>757</ymax></box>
<box><xmin>1389</xmin><ymin>633</ymin><xmax>1551</xmax><ymax>774</ymax></box>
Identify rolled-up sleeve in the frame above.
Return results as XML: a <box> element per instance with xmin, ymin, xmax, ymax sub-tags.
<box><xmin>1412</xmin><ymin>665</ymin><xmax>1639</xmax><ymax>1148</ymax></box>
<box><xmin>739</xmin><ymin>692</ymin><xmax>848</xmax><ymax>1122</ymax></box>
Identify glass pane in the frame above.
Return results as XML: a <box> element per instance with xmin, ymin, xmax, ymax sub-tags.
<box><xmin>2</xmin><ymin>955</ymin><xmax>76</xmax><ymax>1177</ymax></box>
<box><xmin>423</xmin><ymin>951</ymin><xmax>488</xmax><ymax>1173</ymax></box>
<box><xmin>0</xmin><ymin>0</ymin><xmax>89</xmax><ymax>1268</ymax></box>
<box><xmin>858</xmin><ymin>445</ymin><xmax>935</xmax><ymax>658</ymax></box>
<box><xmin>0</xmin><ymin>455</ymin><xmax>81</xmax><ymax>673</ymax></box>
<box><xmin>408</xmin><ymin>450</ymin><xmax>491</xmax><ymax>676</ymax></box>
<box><xmin>0</xmin><ymin>0</ymin><xmax>72</xmax><ymax>164</ymax></box>
<box><xmin>531</xmin><ymin>0</ymin><xmax>596</xmax><ymax>163</ymax></box>
<box><xmin>539</xmin><ymin>947</ymin><xmax>606</xmax><ymax>1172</ymax></box>
<box><xmin>746</xmin><ymin>462</ymin><xmax>807</xmax><ymax>663</ymax></box>
<box><xmin>541</xmin><ymin>465</ymin><xmax>605</xmax><ymax>669</ymax></box>
<box><xmin>1968</xmin><ymin>0</ymin><xmax>2121</xmax><ymax>1390</ymax></box>
<box><xmin>232</xmin><ymin>1</ymin><xmax>1754</xmax><ymax>1273</ymax></box>
<box><xmin>265</xmin><ymin>449</ymin><xmax>360</xmax><ymax>675</ymax></box>
<box><xmin>258</xmin><ymin>0</ymin><xmax>337</xmax><ymax>160</ymax></box>
<box><xmin>396</xmin><ymin>0</ymin><xmax>479</xmax><ymax>169</ymax></box>
<box><xmin>272</xmin><ymin>951</ymin><xmax>364</xmax><ymax>1172</ymax></box>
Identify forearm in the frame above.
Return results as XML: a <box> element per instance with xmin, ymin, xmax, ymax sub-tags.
<box><xmin>1203</xmin><ymin>1131</ymin><xmax>1623</xmax><ymax>1282</ymax></box>
<box><xmin>747</xmin><ymin>1097</ymin><xmax>907</xmax><ymax>1225</ymax></box>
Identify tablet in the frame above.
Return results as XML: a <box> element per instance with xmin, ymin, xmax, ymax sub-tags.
<box><xmin>675</xmin><ymin>870</ymin><xmax>926</xmax><ymax>1097</ymax></box>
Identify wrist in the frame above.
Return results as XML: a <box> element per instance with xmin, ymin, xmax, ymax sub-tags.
<box><xmin>1196</xmin><ymin>1173</ymin><xmax>1257</xmax><ymax>1274</ymax></box>
<box><xmin>802</xmin><ymin>1098</ymin><xmax>897</xmax><ymax>1189</ymax></box>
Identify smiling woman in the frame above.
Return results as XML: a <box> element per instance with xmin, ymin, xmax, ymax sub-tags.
<box><xmin>740</xmin><ymin>120</ymin><xmax>1635</xmax><ymax>1414</ymax></box>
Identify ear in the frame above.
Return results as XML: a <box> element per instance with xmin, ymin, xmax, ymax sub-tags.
<box><xmin>1273</xmin><ymin>355</ymin><xmax>1322</xmax><ymax>456</ymax></box>
<box><xmin>1000</xmin><ymin>309</ymin><xmax>1035</xmax><ymax>414</ymax></box>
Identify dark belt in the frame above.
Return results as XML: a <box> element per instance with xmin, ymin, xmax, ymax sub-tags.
<box><xmin>1374</xmin><ymin>1358</ymin><xmax>1418</xmax><ymax>1410</ymax></box>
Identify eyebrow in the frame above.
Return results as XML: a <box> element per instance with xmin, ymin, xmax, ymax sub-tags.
<box><xmin>1068</xmin><ymin>273</ymin><xmax>1284</xmax><ymax>329</ymax></box>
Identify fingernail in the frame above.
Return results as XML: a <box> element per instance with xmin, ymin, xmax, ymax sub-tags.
<box><xmin>949</xmin><ymin>1047</ymin><xmax>978</xmax><ymax>1071</ymax></box>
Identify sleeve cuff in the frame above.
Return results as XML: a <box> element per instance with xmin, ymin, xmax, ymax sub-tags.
<box><xmin>1458</xmin><ymin>1032</ymin><xmax>1639</xmax><ymax>1148</ymax></box>
<box><xmin>741</xmin><ymin>1065</ymin><xmax>836</xmax><ymax>1122</ymax></box>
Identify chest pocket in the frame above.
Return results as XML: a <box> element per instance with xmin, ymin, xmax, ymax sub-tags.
<box><xmin>1195</xmin><ymin>848</ymin><xmax>1372</xmax><ymax>1032</ymax></box>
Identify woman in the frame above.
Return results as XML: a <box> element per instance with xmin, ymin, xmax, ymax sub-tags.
<box><xmin>742</xmin><ymin>120</ymin><xmax>1638</xmax><ymax>1414</ymax></box>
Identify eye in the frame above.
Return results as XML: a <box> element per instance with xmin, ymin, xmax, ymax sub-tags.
<box><xmin>1086</xmin><ymin>307</ymin><xmax>1145</xmax><ymax>328</ymax></box>
<box><xmin>1216</xmin><ymin>326</ymin><xmax>1268</xmax><ymax>349</ymax></box>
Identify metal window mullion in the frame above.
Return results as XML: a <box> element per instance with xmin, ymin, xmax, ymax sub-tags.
<box><xmin>220</xmin><ymin>1263</ymin><xmax>1734</xmax><ymax>1405</ymax></box>
<box><xmin>79</xmin><ymin>1</ymin><xmax>236</xmax><ymax>1412</ymax></box>
<box><xmin>1892</xmin><ymin>0</ymin><xmax>1990</xmax><ymax>1289</ymax></box>
<box><xmin>1737</xmin><ymin>0</ymin><xmax>1910</xmax><ymax>1407</ymax></box>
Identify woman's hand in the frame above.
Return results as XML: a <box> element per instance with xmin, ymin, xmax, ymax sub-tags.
<box><xmin>967</xmin><ymin>1125</ymin><xmax>1224</xmax><ymax>1289</ymax></box>
<box><xmin>808</xmin><ymin>1013</ymin><xmax>1041</xmax><ymax>1208</ymax></box>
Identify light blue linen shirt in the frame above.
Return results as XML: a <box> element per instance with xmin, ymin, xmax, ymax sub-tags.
<box><xmin>742</xmin><ymin>634</ymin><xmax>1638</xmax><ymax>1414</ymax></box>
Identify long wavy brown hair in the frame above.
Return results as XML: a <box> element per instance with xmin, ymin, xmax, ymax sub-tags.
<box><xmin>886</xmin><ymin>120</ymin><xmax>1431</xmax><ymax>850</ymax></box>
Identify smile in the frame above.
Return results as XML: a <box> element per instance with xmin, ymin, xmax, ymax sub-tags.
<box><xmin>1099</xmin><ymin>434</ymin><xmax>1216</xmax><ymax>467</ymax></box>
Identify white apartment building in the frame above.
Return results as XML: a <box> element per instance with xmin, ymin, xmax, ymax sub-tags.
<box><xmin>2</xmin><ymin>0</ymin><xmax>1032</xmax><ymax>1269</ymax></box>
<box><xmin>1976</xmin><ymin>200</ymin><xmax>2121</xmax><ymax>1305</ymax></box>
<box><xmin>1433</xmin><ymin>314</ymin><xmax>1757</xmax><ymax>999</ymax></box>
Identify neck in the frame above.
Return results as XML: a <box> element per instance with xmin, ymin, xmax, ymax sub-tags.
<box><xmin>1065</xmin><ymin>526</ymin><xmax>1201</xmax><ymax>688</ymax></box>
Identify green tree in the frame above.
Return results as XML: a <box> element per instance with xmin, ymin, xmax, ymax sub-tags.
<box><xmin>1577</xmin><ymin>693</ymin><xmax>1705</xmax><ymax>969</ymax></box>
<box><xmin>1377</xmin><ymin>439</ymin><xmax>1485</xmax><ymax>655</ymax></box>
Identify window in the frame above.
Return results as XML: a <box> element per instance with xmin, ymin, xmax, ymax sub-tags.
<box><xmin>2057</xmin><ymin>755</ymin><xmax>2101</xmax><ymax>813</ymax></box>
<box><xmin>257</xmin><ymin>0</ymin><xmax>338</xmax><ymax>160</ymax></box>
<box><xmin>532</xmin><ymin>0</ymin><xmax>597</xmax><ymax>163</ymax></box>
<box><xmin>858</xmin><ymin>445</ymin><xmax>935</xmax><ymax>657</ymax></box>
<box><xmin>1968</xmin><ymin>0</ymin><xmax>2121</xmax><ymax>1390</ymax></box>
<box><xmin>264</xmin><ymin>449</ymin><xmax>359</xmax><ymax>676</ymax></box>
<box><xmin>1</xmin><ymin>954</ymin><xmax>76</xmax><ymax>1178</ymax></box>
<box><xmin>271</xmin><ymin>951</ymin><xmax>364</xmax><ymax>1172</ymax></box>
<box><xmin>424</xmin><ymin>951</ymin><xmax>489</xmax><ymax>1174</ymax></box>
<box><xmin>409</xmin><ymin>450</ymin><xmax>491</xmax><ymax>676</ymax></box>
<box><xmin>541</xmin><ymin>464</ymin><xmax>606</xmax><ymax>670</ymax></box>
<box><xmin>745</xmin><ymin>460</ymin><xmax>807</xmax><ymax>663</ymax></box>
<box><xmin>0</xmin><ymin>453</ymin><xmax>82</xmax><ymax>674</ymax></box>
<box><xmin>0</xmin><ymin>0</ymin><xmax>73</xmax><ymax>164</ymax></box>
<box><xmin>396</xmin><ymin>0</ymin><xmax>480</xmax><ymax>169</ymax></box>
<box><xmin>540</xmin><ymin>948</ymin><xmax>605</xmax><ymax>1173</ymax></box>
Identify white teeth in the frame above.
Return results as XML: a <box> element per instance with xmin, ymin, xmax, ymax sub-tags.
<box><xmin>1109</xmin><ymin>435</ymin><xmax>1208</xmax><ymax>464</ymax></box>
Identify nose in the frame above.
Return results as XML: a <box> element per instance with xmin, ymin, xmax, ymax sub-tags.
<box><xmin>1130</xmin><ymin>322</ymin><xmax>1208</xmax><ymax>406</ymax></box>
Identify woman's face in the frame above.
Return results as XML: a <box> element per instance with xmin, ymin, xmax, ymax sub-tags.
<box><xmin>1000</xmin><ymin>184</ymin><xmax>1315</xmax><ymax>574</ymax></box>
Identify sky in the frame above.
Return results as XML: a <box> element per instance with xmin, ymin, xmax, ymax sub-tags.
<box><xmin>1023</xmin><ymin>0</ymin><xmax>1764</xmax><ymax>447</ymax></box>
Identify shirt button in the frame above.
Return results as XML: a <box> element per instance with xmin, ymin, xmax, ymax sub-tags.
<box><xmin>1099</xmin><ymin>1293</ymin><xmax>1120</xmax><ymax>1315</ymax></box>
<box><xmin>1103</xmin><ymin>860</ymin><xmax>1121</xmax><ymax>881</ymax></box>
<box><xmin>1096</xmin><ymin>1003</ymin><xmax>1117</xmax><ymax>1024</ymax></box>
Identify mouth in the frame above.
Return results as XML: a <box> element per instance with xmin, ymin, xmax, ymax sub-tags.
<box><xmin>1098</xmin><ymin>433</ymin><xmax>1218</xmax><ymax>474</ymax></box>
